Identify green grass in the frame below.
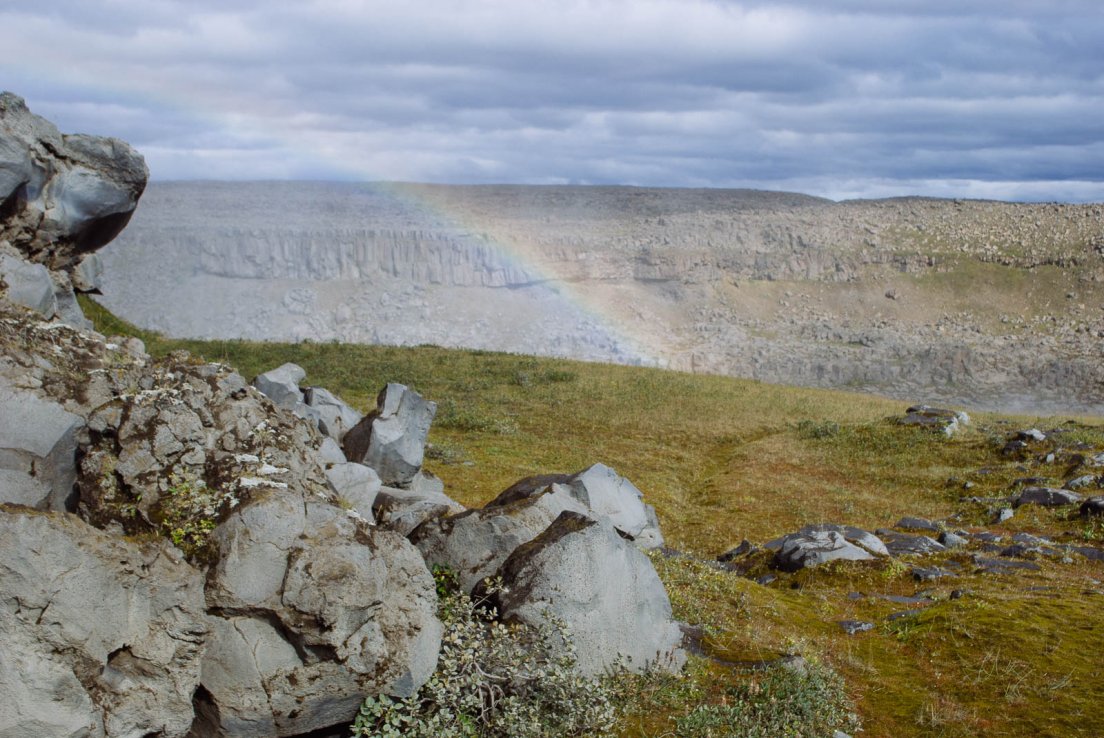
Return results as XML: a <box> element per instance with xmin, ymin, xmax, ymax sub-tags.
<box><xmin>80</xmin><ymin>295</ymin><xmax>1104</xmax><ymax>738</ymax></box>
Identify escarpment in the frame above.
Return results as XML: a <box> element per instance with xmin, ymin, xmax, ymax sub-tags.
<box><xmin>95</xmin><ymin>181</ymin><xmax>1104</xmax><ymax>414</ymax></box>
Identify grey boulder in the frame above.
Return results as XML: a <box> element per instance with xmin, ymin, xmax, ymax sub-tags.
<box><xmin>1014</xmin><ymin>486</ymin><xmax>1082</xmax><ymax>508</ymax></box>
<box><xmin>1080</xmin><ymin>496</ymin><xmax>1104</xmax><ymax>517</ymax></box>
<box><xmin>373</xmin><ymin>471</ymin><xmax>465</xmax><ymax>536</ymax></box>
<box><xmin>343</xmin><ymin>383</ymin><xmax>436</xmax><ymax>487</ymax></box>
<box><xmin>200</xmin><ymin>491</ymin><xmax>442</xmax><ymax>737</ymax></box>
<box><xmin>325</xmin><ymin>461</ymin><xmax>381</xmax><ymax>522</ymax></box>
<box><xmin>252</xmin><ymin>362</ymin><xmax>307</xmax><ymax>411</ymax></box>
<box><xmin>0</xmin><ymin>242</ymin><xmax>56</xmax><ymax>317</ymax></box>
<box><xmin>0</xmin><ymin>509</ymin><xmax>206</xmax><ymax>738</ymax></box>
<box><xmin>411</xmin><ymin>487</ymin><xmax>590</xmax><ymax>593</ymax></box>
<box><xmin>305</xmin><ymin>386</ymin><xmax>363</xmax><ymax>443</ymax></box>
<box><xmin>0</xmin><ymin>374</ymin><xmax>82</xmax><ymax>511</ymax></box>
<box><xmin>486</xmin><ymin>510</ymin><xmax>685</xmax><ymax>676</ymax></box>
<box><xmin>767</xmin><ymin>524</ymin><xmax>888</xmax><ymax>572</ymax></box>
<box><xmin>0</xmin><ymin>92</ymin><xmax>148</xmax><ymax>271</ymax></box>
<box><xmin>877</xmin><ymin>530</ymin><xmax>946</xmax><ymax>557</ymax></box>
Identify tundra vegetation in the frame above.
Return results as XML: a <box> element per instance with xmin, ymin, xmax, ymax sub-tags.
<box><xmin>83</xmin><ymin>296</ymin><xmax>1104</xmax><ymax>738</ymax></box>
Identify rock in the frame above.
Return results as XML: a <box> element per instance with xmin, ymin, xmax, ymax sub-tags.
<box><xmin>894</xmin><ymin>516</ymin><xmax>941</xmax><ymax>532</ymax></box>
<box><xmin>912</xmin><ymin>566</ymin><xmax>957</xmax><ymax>582</ymax></box>
<box><xmin>1017</xmin><ymin>428</ymin><xmax>1047</xmax><ymax>442</ymax></box>
<box><xmin>887</xmin><ymin>609</ymin><xmax>924</xmax><ymax>621</ymax></box>
<box><xmin>877</xmin><ymin>530</ymin><xmax>946</xmax><ymax>557</ymax></box>
<box><xmin>766</xmin><ymin>524</ymin><xmax>888</xmax><ymax>556</ymax></box>
<box><xmin>486</xmin><ymin>463</ymin><xmax>664</xmax><ymax>547</ymax></box>
<box><xmin>0</xmin><ymin>92</ymin><xmax>148</xmax><ymax>271</ymax></box>
<box><xmin>974</xmin><ymin>556</ymin><xmax>1042</xmax><ymax>574</ymax></box>
<box><xmin>838</xmin><ymin>620</ymin><xmax>875</xmax><ymax>635</ymax></box>
<box><xmin>718</xmin><ymin>539</ymin><xmax>757</xmax><ymax>562</ymax></box>
<box><xmin>486</xmin><ymin>511</ymin><xmax>685</xmax><ymax>676</ymax></box>
<box><xmin>71</xmin><ymin>252</ymin><xmax>104</xmax><ymax>292</ymax></box>
<box><xmin>318</xmin><ymin>435</ymin><xmax>347</xmax><ymax>465</ymax></box>
<box><xmin>304</xmin><ymin>386</ymin><xmax>363</xmax><ymax>443</ymax></box>
<box><xmin>343</xmin><ymin>383</ymin><xmax>436</xmax><ymax>487</ymax></box>
<box><xmin>252</xmin><ymin>362</ymin><xmax>307</xmax><ymax>411</ymax></box>
<box><xmin>1066</xmin><ymin>475</ymin><xmax>1101</xmax><ymax>491</ymax></box>
<box><xmin>898</xmin><ymin>405</ymin><xmax>969</xmax><ymax>436</ymax></box>
<box><xmin>0</xmin><ymin>509</ymin><xmax>206</xmax><ymax>738</ymax></box>
<box><xmin>0</xmin><ymin>374</ymin><xmax>82</xmax><ymax>511</ymax></box>
<box><xmin>0</xmin><ymin>241</ymin><xmax>56</xmax><ymax>317</ymax></box>
<box><xmin>1080</xmin><ymin>496</ymin><xmax>1104</xmax><ymax>517</ymax></box>
<box><xmin>1014</xmin><ymin>486</ymin><xmax>1083</xmax><ymax>508</ymax></box>
<box><xmin>201</xmin><ymin>491</ymin><xmax>443</xmax><ymax>736</ymax></box>
<box><xmin>373</xmin><ymin>473</ymin><xmax>465</xmax><ymax>536</ymax></box>
<box><xmin>411</xmin><ymin>487</ymin><xmax>590</xmax><ymax>592</ymax></box>
<box><xmin>994</xmin><ymin>507</ymin><xmax>1016</xmax><ymax>523</ymax></box>
<box><xmin>771</xmin><ymin>529</ymin><xmax>880</xmax><ymax>572</ymax></box>
<box><xmin>938</xmin><ymin>530</ymin><xmax>969</xmax><ymax>548</ymax></box>
<box><xmin>324</xmin><ymin>462</ymin><xmax>381</xmax><ymax>522</ymax></box>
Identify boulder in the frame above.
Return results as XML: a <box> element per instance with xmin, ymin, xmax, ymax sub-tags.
<box><xmin>938</xmin><ymin>530</ymin><xmax>969</xmax><ymax>548</ymax></box>
<box><xmin>1081</xmin><ymin>496</ymin><xmax>1104</xmax><ymax>517</ymax></box>
<box><xmin>0</xmin><ymin>374</ymin><xmax>82</xmax><ymax>511</ymax></box>
<box><xmin>765</xmin><ymin>524</ymin><xmax>888</xmax><ymax>558</ymax></box>
<box><xmin>486</xmin><ymin>462</ymin><xmax>664</xmax><ymax>547</ymax></box>
<box><xmin>898</xmin><ymin>405</ymin><xmax>970</xmax><ymax>437</ymax></box>
<box><xmin>411</xmin><ymin>488</ymin><xmax>590</xmax><ymax>592</ymax></box>
<box><xmin>200</xmin><ymin>491</ymin><xmax>443</xmax><ymax>736</ymax></box>
<box><xmin>486</xmin><ymin>511</ymin><xmax>685</xmax><ymax>676</ymax></box>
<box><xmin>325</xmin><ymin>461</ymin><xmax>381</xmax><ymax>521</ymax></box>
<box><xmin>343</xmin><ymin>383</ymin><xmax>436</xmax><ymax>487</ymax></box>
<box><xmin>1014</xmin><ymin>486</ymin><xmax>1082</xmax><ymax>508</ymax></box>
<box><xmin>894</xmin><ymin>516</ymin><xmax>941</xmax><ymax>532</ymax></box>
<box><xmin>0</xmin><ymin>92</ymin><xmax>148</xmax><ymax>271</ymax></box>
<box><xmin>771</xmin><ymin>529</ymin><xmax>880</xmax><ymax>572</ymax></box>
<box><xmin>0</xmin><ymin>241</ymin><xmax>56</xmax><ymax>317</ymax></box>
<box><xmin>318</xmin><ymin>435</ymin><xmax>347</xmax><ymax>465</ymax></box>
<box><xmin>877</xmin><ymin>530</ymin><xmax>946</xmax><ymax>557</ymax></box>
<box><xmin>251</xmin><ymin>362</ymin><xmax>307</xmax><ymax>411</ymax></box>
<box><xmin>304</xmin><ymin>386</ymin><xmax>363</xmax><ymax>443</ymax></box>
<box><xmin>373</xmin><ymin>472</ymin><xmax>465</xmax><ymax>536</ymax></box>
<box><xmin>0</xmin><ymin>509</ymin><xmax>206</xmax><ymax>738</ymax></box>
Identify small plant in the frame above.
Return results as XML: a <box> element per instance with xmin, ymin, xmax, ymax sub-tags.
<box><xmin>351</xmin><ymin>568</ymin><xmax>616</xmax><ymax>738</ymax></box>
<box><xmin>796</xmin><ymin>419</ymin><xmax>841</xmax><ymax>440</ymax></box>
<box><xmin>672</xmin><ymin>660</ymin><xmax>861</xmax><ymax>738</ymax></box>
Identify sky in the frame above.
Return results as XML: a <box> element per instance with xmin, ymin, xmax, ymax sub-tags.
<box><xmin>3</xmin><ymin>1</ymin><xmax>1104</xmax><ymax>202</ymax></box>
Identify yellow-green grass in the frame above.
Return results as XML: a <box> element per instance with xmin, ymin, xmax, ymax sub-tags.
<box><xmin>81</xmin><ymin>296</ymin><xmax>1104</xmax><ymax>738</ymax></box>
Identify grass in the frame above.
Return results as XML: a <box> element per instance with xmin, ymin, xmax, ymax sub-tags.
<box><xmin>80</xmin><ymin>295</ymin><xmax>1104</xmax><ymax>738</ymax></box>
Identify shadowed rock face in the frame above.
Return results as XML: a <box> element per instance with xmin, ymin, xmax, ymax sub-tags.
<box><xmin>95</xmin><ymin>181</ymin><xmax>1104</xmax><ymax>414</ymax></box>
<box><xmin>0</xmin><ymin>92</ymin><xmax>148</xmax><ymax>271</ymax></box>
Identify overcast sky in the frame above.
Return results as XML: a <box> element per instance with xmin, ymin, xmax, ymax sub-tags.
<box><xmin>3</xmin><ymin>1</ymin><xmax>1103</xmax><ymax>201</ymax></box>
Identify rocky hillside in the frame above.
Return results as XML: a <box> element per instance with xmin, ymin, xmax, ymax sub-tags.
<box><xmin>95</xmin><ymin>181</ymin><xmax>1104</xmax><ymax>414</ymax></box>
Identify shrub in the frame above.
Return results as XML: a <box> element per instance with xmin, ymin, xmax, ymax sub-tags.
<box><xmin>673</xmin><ymin>660</ymin><xmax>861</xmax><ymax>738</ymax></box>
<box><xmin>350</xmin><ymin>569</ymin><xmax>616</xmax><ymax>738</ymax></box>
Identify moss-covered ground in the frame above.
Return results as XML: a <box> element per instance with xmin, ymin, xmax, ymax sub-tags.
<box><xmin>82</xmin><ymin>296</ymin><xmax>1104</xmax><ymax>738</ymax></box>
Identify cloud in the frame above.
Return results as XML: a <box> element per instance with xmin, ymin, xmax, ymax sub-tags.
<box><xmin>2</xmin><ymin>1</ymin><xmax>1102</xmax><ymax>201</ymax></box>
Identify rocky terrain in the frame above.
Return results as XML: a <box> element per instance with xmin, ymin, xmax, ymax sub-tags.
<box><xmin>95</xmin><ymin>180</ymin><xmax>1104</xmax><ymax>414</ymax></box>
<box><xmin>0</xmin><ymin>93</ymin><xmax>686</xmax><ymax>737</ymax></box>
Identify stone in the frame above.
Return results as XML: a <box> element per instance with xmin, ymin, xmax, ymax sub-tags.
<box><xmin>71</xmin><ymin>252</ymin><xmax>105</xmax><ymax>292</ymax></box>
<box><xmin>410</xmin><ymin>487</ymin><xmax>590</xmax><ymax>592</ymax></box>
<box><xmin>0</xmin><ymin>92</ymin><xmax>148</xmax><ymax>271</ymax></box>
<box><xmin>766</xmin><ymin>524</ymin><xmax>888</xmax><ymax>557</ymax></box>
<box><xmin>912</xmin><ymin>566</ymin><xmax>957</xmax><ymax>582</ymax></box>
<box><xmin>1066</xmin><ymin>475</ymin><xmax>1101</xmax><ymax>491</ymax></box>
<box><xmin>838</xmin><ymin>620</ymin><xmax>875</xmax><ymax>635</ymax></box>
<box><xmin>718</xmin><ymin>539</ymin><xmax>757</xmax><ymax>562</ymax></box>
<box><xmin>251</xmin><ymin>362</ymin><xmax>307</xmax><ymax>411</ymax></box>
<box><xmin>0</xmin><ymin>242</ymin><xmax>56</xmax><ymax>317</ymax></box>
<box><xmin>938</xmin><ymin>530</ymin><xmax>969</xmax><ymax>548</ymax></box>
<box><xmin>0</xmin><ymin>509</ymin><xmax>206</xmax><ymax>738</ymax></box>
<box><xmin>318</xmin><ymin>435</ymin><xmax>347</xmax><ymax>465</ymax></box>
<box><xmin>1014</xmin><ymin>486</ymin><xmax>1082</xmax><ymax>508</ymax></box>
<box><xmin>877</xmin><ymin>530</ymin><xmax>946</xmax><ymax>557</ymax></box>
<box><xmin>974</xmin><ymin>556</ymin><xmax>1042</xmax><ymax>574</ymax></box>
<box><xmin>325</xmin><ymin>462</ymin><xmax>381</xmax><ymax>522</ymax></box>
<box><xmin>771</xmin><ymin>530</ymin><xmax>879</xmax><ymax>572</ymax></box>
<box><xmin>1016</xmin><ymin>428</ymin><xmax>1047</xmax><ymax>442</ymax></box>
<box><xmin>1080</xmin><ymin>496</ymin><xmax>1104</xmax><ymax>517</ymax></box>
<box><xmin>373</xmin><ymin>472</ymin><xmax>466</xmax><ymax>536</ymax></box>
<box><xmin>898</xmin><ymin>405</ymin><xmax>969</xmax><ymax>436</ymax></box>
<box><xmin>304</xmin><ymin>385</ymin><xmax>363</xmax><ymax>443</ymax></box>
<box><xmin>201</xmin><ymin>492</ymin><xmax>443</xmax><ymax>736</ymax></box>
<box><xmin>486</xmin><ymin>511</ymin><xmax>686</xmax><ymax>676</ymax></box>
<box><xmin>343</xmin><ymin>383</ymin><xmax>436</xmax><ymax>487</ymax></box>
<box><xmin>486</xmin><ymin>464</ymin><xmax>664</xmax><ymax>547</ymax></box>
<box><xmin>0</xmin><ymin>468</ymin><xmax>52</xmax><ymax>508</ymax></box>
<box><xmin>994</xmin><ymin>507</ymin><xmax>1015</xmax><ymax>523</ymax></box>
<box><xmin>0</xmin><ymin>374</ymin><xmax>82</xmax><ymax>511</ymax></box>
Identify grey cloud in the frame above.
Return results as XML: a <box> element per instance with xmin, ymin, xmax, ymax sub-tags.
<box><xmin>1</xmin><ymin>1</ymin><xmax>1102</xmax><ymax>201</ymax></box>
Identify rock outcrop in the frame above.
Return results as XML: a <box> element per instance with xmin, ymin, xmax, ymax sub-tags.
<box><xmin>344</xmin><ymin>383</ymin><xmax>436</xmax><ymax>487</ymax></box>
